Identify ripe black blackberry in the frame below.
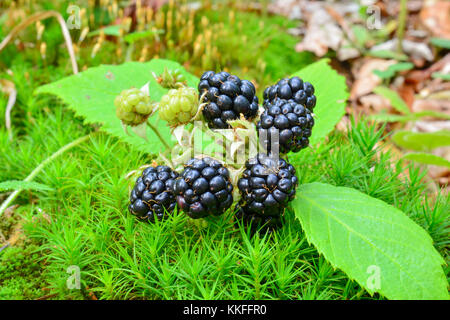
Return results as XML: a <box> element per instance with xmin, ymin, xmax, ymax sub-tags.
<box><xmin>173</xmin><ymin>157</ymin><xmax>233</xmax><ymax>219</ymax></box>
<box><xmin>257</xmin><ymin>98</ymin><xmax>314</xmax><ymax>154</ymax></box>
<box><xmin>129</xmin><ymin>165</ymin><xmax>179</xmax><ymax>223</ymax></box>
<box><xmin>263</xmin><ymin>77</ymin><xmax>316</xmax><ymax>111</ymax></box>
<box><xmin>198</xmin><ymin>71</ymin><xmax>259</xmax><ymax>129</ymax></box>
<box><xmin>234</xmin><ymin>204</ymin><xmax>282</xmax><ymax>233</ymax></box>
<box><xmin>236</xmin><ymin>153</ymin><xmax>298</xmax><ymax>231</ymax></box>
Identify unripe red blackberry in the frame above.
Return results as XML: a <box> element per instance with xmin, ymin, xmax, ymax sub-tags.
<box><xmin>199</xmin><ymin>71</ymin><xmax>259</xmax><ymax>129</ymax></box>
<box><xmin>173</xmin><ymin>157</ymin><xmax>233</xmax><ymax>219</ymax></box>
<box><xmin>263</xmin><ymin>77</ymin><xmax>316</xmax><ymax>111</ymax></box>
<box><xmin>257</xmin><ymin>98</ymin><xmax>314</xmax><ymax>154</ymax></box>
<box><xmin>158</xmin><ymin>87</ymin><xmax>199</xmax><ymax>126</ymax></box>
<box><xmin>236</xmin><ymin>153</ymin><xmax>298</xmax><ymax>231</ymax></box>
<box><xmin>129</xmin><ymin>165</ymin><xmax>179</xmax><ymax>223</ymax></box>
<box><xmin>115</xmin><ymin>88</ymin><xmax>153</xmax><ymax>126</ymax></box>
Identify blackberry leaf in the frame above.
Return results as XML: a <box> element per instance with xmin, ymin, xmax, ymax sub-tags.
<box><xmin>35</xmin><ymin>59</ymin><xmax>199</xmax><ymax>154</ymax></box>
<box><xmin>293</xmin><ymin>182</ymin><xmax>448</xmax><ymax>300</ymax></box>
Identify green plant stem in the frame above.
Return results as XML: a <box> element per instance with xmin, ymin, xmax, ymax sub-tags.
<box><xmin>396</xmin><ymin>0</ymin><xmax>408</xmax><ymax>54</ymax></box>
<box><xmin>147</xmin><ymin>120</ymin><xmax>170</xmax><ymax>149</ymax></box>
<box><xmin>0</xmin><ymin>133</ymin><xmax>93</xmax><ymax>217</ymax></box>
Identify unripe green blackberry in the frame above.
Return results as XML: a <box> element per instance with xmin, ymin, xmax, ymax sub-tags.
<box><xmin>115</xmin><ymin>88</ymin><xmax>153</xmax><ymax>126</ymax></box>
<box><xmin>156</xmin><ymin>68</ymin><xmax>187</xmax><ymax>89</ymax></box>
<box><xmin>158</xmin><ymin>87</ymin><xmax>199</xmax><ymax>126</ymax></box>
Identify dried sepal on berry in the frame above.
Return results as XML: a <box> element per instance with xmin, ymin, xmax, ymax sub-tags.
<box><xmin>153</xmin><ymin>67</ymin><xmax>187</xmax><ymax>89</ymax></box>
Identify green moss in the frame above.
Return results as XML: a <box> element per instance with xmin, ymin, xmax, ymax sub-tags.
<box><xmin>0</xmin><ymin>244</ymin><xmax>47</xmax><ymax>300</ymax></box>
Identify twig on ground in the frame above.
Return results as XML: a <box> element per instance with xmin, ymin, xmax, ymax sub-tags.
<box><xmin>0</xmin><ymin>243</ymin><xmax>10</xmax><ymax>253</ymax></box>
<box><xmin>0</xmin><ymin>79</ymin><xmax>17</xmax><ymax>141</ymax></box>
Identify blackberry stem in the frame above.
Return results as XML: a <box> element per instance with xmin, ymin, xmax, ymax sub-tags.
<box><xmin>0</xmin><ymin>133</ymin><xmax>94</xmax><ymax>217</ymax></box>
<box><xmin>147</xmin><ymin>120</ymin><xmax>170</xmax><ymax>149</ymax></box>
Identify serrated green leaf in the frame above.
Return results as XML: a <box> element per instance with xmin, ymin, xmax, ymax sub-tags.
<box><xmin>0</xmin><ymin>180</ymin><xmax>53</xmax><ymax>192</ymax></box>
<box><xmin>403</xmin><ymin>153</ymin><xmax>450</xmax><ymax>168</ymax></box>
<box><xmin>373</xmin><ymin>86</ymin><xmax>410</xmax><ymax>114</ymax></box>
<box><xmin>392</xmin><ymin>130</ymin><xmax>450</xmax><ymax>151</ymax></box>
<box><xmin>293</xmin><ymin>182</ymin><xmax>448</xmax><ymax>300</ymax></box>
<box><xmin>35</xmin><ymin>59</ymin><xmax>199</xmax><ymax>154</ymax></box>
<box><xmin>291</xmin><ymin>59</ymin><xmax>348</xmax><ymax>146</ymax></box>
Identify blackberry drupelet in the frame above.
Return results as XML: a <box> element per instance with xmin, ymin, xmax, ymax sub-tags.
<box><xmin>129</xmin><ymin>165</ymin><xmax>179</xmax><ymax>222</ymax></box>
<box><xmin>173</xmin><ymin>157</ymin><xmax>233</xmax><ymax>219</ymax></box>
<box><xmin>198</xmin><ymin>71</ymin><xmax>259</xmax><ymax>129</ymax></box>
<box><xmin>236</xmin><ymin>153</ymin><xmax>298</xmax><ymax>231</ymax></box>
<box><xmin>263</xmin><ymin>77</ymin><xmax>316</xmax><ymax>111</ymax></box>
<box><xmin>234</xmin><ymin>204</ymin><xmax>282</xmax><ymax>233</ymax></box>
<box><xmin>257</xmin><ymin>98</ymin><xmax>314</xmax><ymax>154</ymax></box>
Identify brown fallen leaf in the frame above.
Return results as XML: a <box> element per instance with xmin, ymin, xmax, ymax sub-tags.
<box><xmin>419</xmin><ymin>0</ymin><xmax>450</xmax><ymax>39</ymax></box>
<box><xmin>370</xmin><ymin>39</ymin><xmax>434</xmax><ymax>62</ymax></box>
<box><xmin>412</xmin><ymin>98</ymin><xmax>450</xmax><ymax>114</ymax></box>
<box><xmin>285</xmin><ymin>0</ymin><xmax>362</xmax><ymax>60</ymax></box>
<box><xmin>268</xmin><ymin>0</ymin><xmax>303</xmax><ymax>20</ymax></box>
<box><xmin>359</xmin><ymin>93</ymin><xmax>391</xmax><ymax>113</ymax></box>
<box><xmin>350</xmin><ymin>58</ymin><xmax>397</xmax><ymax>100</ymax></box>
<box><xmin>412</xmin><ymin>120</ymin><xmax>450</xmax><ymax>132</ymax></box>
<box><xmin>295</xmin><ymin>7</ymin><xmax>343</xmax><ymax>57</ymax></box>
<box><xmin>397</xmin><ymin>83</ymin><xmax>416</xmax><ymax>108</ymax></box>
<box><xmin>405</xmin><ymin>53</ymin><xmax>450</xmax><ymax>91</ymax></box>
<box><xmin>426</xmin><ymin>146</ymin><xmax>450</xmax><ymax>184</ymax></box>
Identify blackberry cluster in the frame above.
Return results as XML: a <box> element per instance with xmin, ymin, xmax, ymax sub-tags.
<box><xmin>123</xmin><ymin>70</ymin><xmax>319</xmax><ymax>233</ymax></box>
<box><xmin>257</xmin><ymin>98</ymin><xmax>314</xmax><ymax>154</ymax></box>
<box><xmin>263</xmin><ymin>77</ymin><xmax>316</xmax><ymax>111</ymax></box>
<box><xmin>236</xmin><ymin>153</ymin><xmax>298</xmax><ymax>231</ymax></box>
<box><xmin>173</xmin><ymin>157</ymin><xmax>233</xmax><ymax>219</ymax></box>
<box><xmin>129</xmin><ymin>166</ymin><xmax>179</xmax><ymax>223</ymax></box>
<box><xmin>199</xmin><ymin>71</ymin><xmax>259</xmax><ymax>129</ymax></box>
